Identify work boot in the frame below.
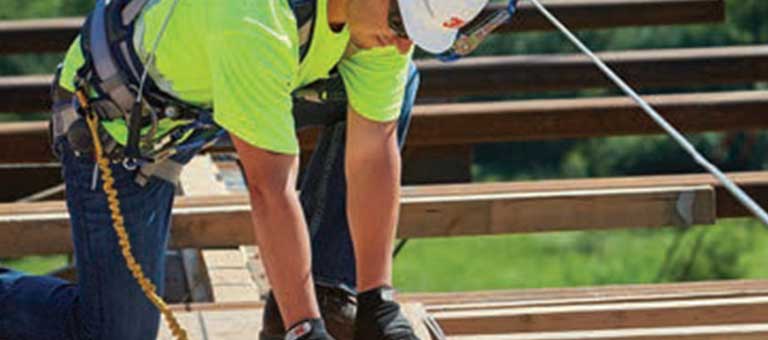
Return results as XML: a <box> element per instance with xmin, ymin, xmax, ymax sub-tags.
<box><xmin>260</xmin><ymin>285</ymin><xmax>357</xmax><ymax>340</ymax></box>
<box><xmin>354</xmin><ymin>287</ymin><xmax>419</xmax><ymax>340</ymax></box>
<box><xmin>285</xmin><ymin>318</ymin><xmax>335</xmax><ymax>340</ymax></box>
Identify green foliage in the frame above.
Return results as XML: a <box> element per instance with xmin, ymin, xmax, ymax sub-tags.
<box><xmin>0</xmin><ymin>0</ymin><xmax>92</xmax><ymax>20</ymax></box>
<box><xmin>0</xmin><ymin>255</ymin><xmax>68</xmax><ymax>275</ymax></box>
<box><xmin>394</xmin><ymin>219</ymin><xmax>766</xmax><ymax>292</ymax></box>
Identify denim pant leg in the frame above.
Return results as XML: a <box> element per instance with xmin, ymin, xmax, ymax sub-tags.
<box><xmin>301</xmin><ymin>62</ymin><xmax>420</xmax><ymax>292</ymax></box>
<box><xmin>0</xmin><ymin>140</ymin><xmax>178</xmax><ymax>340</ymax></box>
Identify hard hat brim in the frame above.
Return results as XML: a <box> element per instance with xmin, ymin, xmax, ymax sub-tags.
<box><xmin>397</xmin><ymin>0</ymin><xmax>459</xmax><ymax>54</ymax></box>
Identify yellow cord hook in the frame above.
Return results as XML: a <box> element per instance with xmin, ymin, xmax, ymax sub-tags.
<box><xmin>78</xmin><ymin>90</ymin><xmax>189</xmax><ymax>340</ymax></box>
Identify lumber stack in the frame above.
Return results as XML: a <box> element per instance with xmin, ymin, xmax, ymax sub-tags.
<box><xmin>3</xmin><ymin>0</ymin><xmax>768</xmax><ymax>339</ymax></box>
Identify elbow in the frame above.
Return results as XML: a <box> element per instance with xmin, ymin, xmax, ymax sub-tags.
<box><xmin>245</xmin><ymin>175</ymin><xmax>296</xmax><ymax>214</ymax></box>
<box><xmin>345</xmin><ymin>141</ymin><xmax>401</xmax><ymax>180</ymax></box>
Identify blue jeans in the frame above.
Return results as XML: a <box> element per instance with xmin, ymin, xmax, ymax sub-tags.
<box><xmin>0</xmin><ymin>63</ymin><xmax>419</xmax><ymax>340</ymax></box>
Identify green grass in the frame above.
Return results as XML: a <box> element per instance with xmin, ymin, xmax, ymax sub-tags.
<box><xmin>0</xmin><ymin>255</ymin><xmax>68</xmax><ymax>275</ymax></box>
<box><xmin>393</xmin><ymin>218</ymin><xmax>768</xmax><ymax>292</ymax></box>
<box><xmin>4</xmin><ymin>220</ymin><xmax>767</xmax><ymax>294</ymax></box>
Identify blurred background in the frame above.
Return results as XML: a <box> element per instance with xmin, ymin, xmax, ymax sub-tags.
<box><xmin>1</xmin><ymin>0</ymin><xmax>767</xmax><ymax>293</ymax></box>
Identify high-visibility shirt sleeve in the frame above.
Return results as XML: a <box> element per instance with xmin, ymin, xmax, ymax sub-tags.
<box><xmin>338</xmin><ymin>45</ymin><xmax>413</xmax><ymax>122</ymax></box>
<box><xmin>208</xmin><ymin>1</ymin><xmax>301</xmax><ymax>155</ymax></box>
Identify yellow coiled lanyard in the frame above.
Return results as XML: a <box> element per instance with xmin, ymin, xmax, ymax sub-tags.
<box><xmin>75</xmin><ymin>90</ymin><xmax>189</xmax><ymax>340</ymax></box>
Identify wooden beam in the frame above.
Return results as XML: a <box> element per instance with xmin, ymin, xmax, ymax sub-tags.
<box><xmin>417</xmin><ymin>45</ymin><xmax>768</xmax><ymax>98</ymax></box>
<box><xmin>5</xmin><ymin>89</ymin><xmax>768</xmax><ymax>164</ymax></box>
<box><xmin>407</xmin><ymin>279</ymin><xmax>768</xmax><ymax>306</ymax></box>
<box><xmin>402</xmin><ymin>171</ymin><xmax>768</xmax><ymax>218</ymax></box>
<box><xmin>399</xmin><ymin>185</ymin><xmax>715</xmax><ymax>237</ymax></box>
<box><xmin>0</xmin><ymin>74</ymin><xmax>51</xmax><ymax>113</ymax></box>
<box><xmin>169</xmin><ymin>279</ymin><xmax>768</xmax><ymax>312</ymax></box>
<box><xmin>6</xmin><ymin>45</ymin><xmax>768</xmax><ymax>113</ymax></box>
<box><xmin>7</xmin><ymin>170</ymin><xmax>761</xmax><ymax>257</ymax></box>
<box><xmin>2</xmin><ymin>171</ymin><xmax>765</xmax><ymax>257</ymax></box>
<box><xmin>402</xmin><ymin>145</ymin><xmax>474</xmax><ymax>184</ymax></box>
<box><xmin>202</xmin><ymin>249</ymin><xmax>263</xmax><ymax>303</ymax></box>
<box><xmin>448</xmin><ymin>324</ymin><xmax>768</xmax><ymax>340</ymax></box>
<box><xmin>0</xmin><ymin>0</ymin><xmax>724</xmax><ymax>54</ymax></box>
<box><xmin>406</xmin><ymin>90</ymin><xmax>768</xmax><ymax>146</ymax></box>
<box><xmin>435</xmin><ymin>296</ymin><xmax>768</xmax><ymax>335</ymax></box>
<box><xmin>0</xmin><ymin>164</ymin><xmax>62</xmax><ymax>201</ymax></box>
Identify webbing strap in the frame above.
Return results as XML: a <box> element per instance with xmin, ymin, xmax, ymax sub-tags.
<box><xmin>51</xmin><ymin>102</ymin><xmax>79</xmax><ymax>140</ymax></box>
<box><xmin>121</xmin><ymin>0</ymin><xmax>149</xmax><ymax>25</ymax></box>
<box><xmin>291</xmin><ymin>0</ymin><xmax>317</xmax><ymax>62</ymax></box>
<box><xmin>136</xmin><ymin>158</ymin><xmax>185</xmax><ymax>185</ymax></box>
<box><xmin>89</xmin><ymin>0</ymin><xmax>136</xmax><ymax>111</ymax></box>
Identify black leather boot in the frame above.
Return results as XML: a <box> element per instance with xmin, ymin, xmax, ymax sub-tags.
<box><xmin>353</xmin><ymin>287</ymin><xmax>419</xmax><ymax>340</ymax></box>
<box><xmin>260</xmin><ymin>285</ymin><xmax>357</xmax><ymax>340</ymax></box>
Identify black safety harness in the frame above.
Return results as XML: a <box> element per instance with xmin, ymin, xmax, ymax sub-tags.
<box><xmin>52</xmin><ymin>0</ymin><xmax>345</xmax><ymax>184</ymax></box>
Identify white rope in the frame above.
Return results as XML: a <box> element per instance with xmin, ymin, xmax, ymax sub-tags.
<box><xmin>526</xmin><ymin>0</ymin><xmax>768</xmax><ymax>226</ymax></box>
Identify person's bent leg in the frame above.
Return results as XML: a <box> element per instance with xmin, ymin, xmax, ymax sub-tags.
<box><xmin>0</xmin><ymin>139</ymin><xmax>176</xmax><ymax>340</ymax></box>
<box><xmin>0</xmin><ymin>269</ymin><xmax>80</xmax><ymax>340</ymax></box>
<box><xmin>62</xmin><ymin>140</ymin><xmax>176</xmax><ymax>340</ymax></box>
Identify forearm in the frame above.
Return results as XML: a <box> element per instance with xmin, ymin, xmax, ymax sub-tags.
<box><xmin>231</xmin><ymin>136</ymin><xmax>319</xmax><ymax>328</ymax></box>
<box><xmin>248</xmin><ymin>187</ymin><xmax>316</xmax><ymax>319</ymax></box>
<box><xmin>345</xmin><ymin>111</ymin><xmax>401</xmax><ymax>291</ymax></box>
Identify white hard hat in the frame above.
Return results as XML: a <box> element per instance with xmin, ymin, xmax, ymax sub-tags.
<box><xmin>397</xmin><ymin>0</ymin><xmax>489</xmax><ymax>54</ymax></box>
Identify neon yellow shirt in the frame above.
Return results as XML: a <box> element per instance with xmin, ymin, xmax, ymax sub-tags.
<box><xmin>59</xmin><ymin>0</ymin><xmax>413</xmax><ymax>154</ymax></box>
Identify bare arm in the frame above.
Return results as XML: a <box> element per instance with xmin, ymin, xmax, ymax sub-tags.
<box><xmin>346</xmin><ymin>0</ymin><xmax>412</xmax><ymax>53</ymax></box>
<box><xmin>345</xmin><ymin>107</ymin><xmax>402</xmax><ymax>291</ymax></box>
<box><xmin>231</xmin><ymin>136</ymin><xmax>320</xmax><ymax>328</ymax></box>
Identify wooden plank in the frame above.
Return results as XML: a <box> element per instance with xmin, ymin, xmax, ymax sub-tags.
<box><xmin>240</xmin><ymin>246</ymin><xmax>270</xmax><ymax>297</ymax></box>
<box><xmin>0</xmin><ymin>174</ymin><xmax>733</xmax><ymax>256</ymax></box>
<box><xmin>402</xmin><ymin>145</ymin><xmax>473</xmax><ymax>184</ymax></box>
<box><xmin>179</xmin><ymin>155</ymin><xmax>229</xmax><ymax>196</ymax></box>
<box><xmin>0</xmin><ymin>164</ymin><xmax>61</xmax><ymax>202</ymax></box>
<box><xmin>0</xmin><ymin>18</ymin><xmax>83</xmax><ymax>54</ymax></box>
<box><xmin>178</xmin><ymin>155</ymin><xmax>228</xmax><ymax>304</ymax></box>
<box><xmin>400</xmin><ymin>171</ymin><xmax>768</xmax><ymax>219</ymax></box>
<box><xmin>155</xmin><ymin>310</ymin><xmax>207</xmax><ymax>340</ymax></box>
<box><xmin>180</xmin><ymin>249</ymin><xmax>215</xmax><ymax>303</ymax></box>
<box><xmin>199</xmin><ymin>309</ymin><xmax>262</xmax><ymax>340</ymax></box>
<box><xmin>403</xmin><ymin>303</ymin><xmax>436</xmax><ymax>340</ymax></box>
<box><xmin>7</xmin><ymin>45</ymin><xmax>768</xmax><ymax>113</ymax></box>
<box><xmin>447</xmin><ymin>324</ymin><xmax>768</xmax><ymax>340</ymax></box>
<box><xmin>435</xmin><ymin>296</ymin><xmax>768</xmax><ymax>335</ymax></box>
<box><xmin>426</xmin><ymin>280</ymin><xmax>768</xmax><ymax>313</ymax></box>
<box><xmin>400</xmin><ymin>185</ymin><xmax>715</xmax><ymax>237</ymax></box>
<box><xmin>406</xmin><ymin>90</ymin><xmax>768</xmax><ymax>146</ymax></box>
<box><xmin>164</xmin><ymin>250</ymin><xmax>193</xmax><ymax>304</ymax></box>
<box><xmin>418</xmin><ymin>45</ymin><xmax>768</xmax><ymax>98</ymax></box>
<box><xmin>6</xmin><ymin>89</ymin><xmax>768</xmax><ymax>164</ymax></box>
<box><xmin>202</xmin><ymin>249</ymin><xmax>263</xmax><ymax>303</ymax></box>
<box><xmin>180</xmin><ymin>157</ymin><xmax>267</xmax><ymax>303</ymax></box>
<box><xmin>0</xmin><ymin>0</ymin><xmax>724</xmax><ymax>54</ymax></box>
<box><xmin>0</xmin><ymin>74</ymin><xmax>51</xmax><ymax>113</ymax></box>
<box><xmin>0</xmin><ymin>121</ymin><xmax>53</xmax><ymax>163</ymax></box>
<box><xmin>169</xmin><ymin>279</ymin><xmax>768</xmax><ymax>313</ymax></box>
<box><xmin>408</xmin><ymin>280</ymin><xmax>768</xmax><ymax>307</ymax></box>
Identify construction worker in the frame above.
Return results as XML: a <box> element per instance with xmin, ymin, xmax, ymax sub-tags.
<box><xmin>0</xmin><ymin>0</ymin><xmax>490</xmax><ymax>339</ymax></box>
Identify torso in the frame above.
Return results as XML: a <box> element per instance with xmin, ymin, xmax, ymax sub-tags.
<box><xmin>137</xmin><ymin>0</ymin><xmax>351</xmax><ymax>105</ymax></box>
